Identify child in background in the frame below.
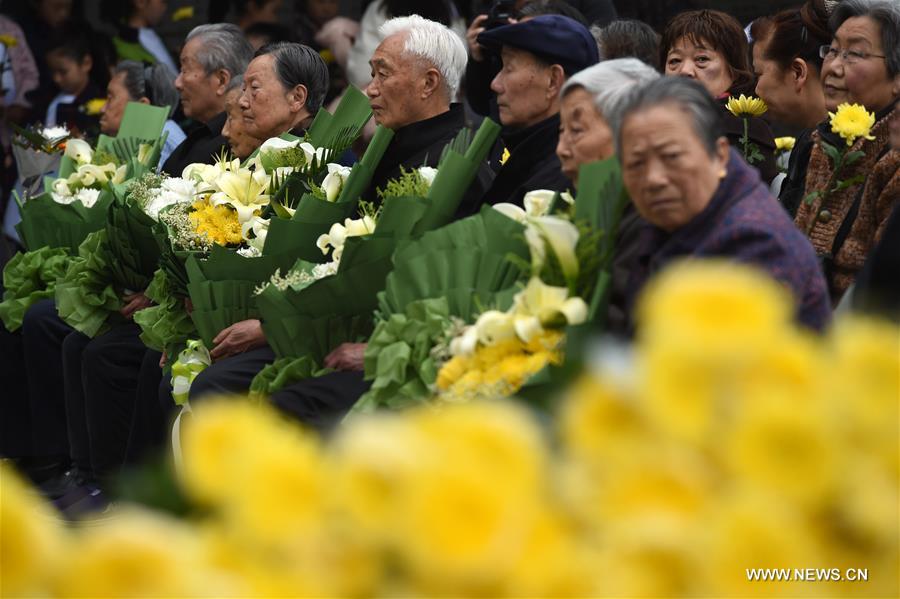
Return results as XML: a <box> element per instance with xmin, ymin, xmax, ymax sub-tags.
<box><xmin>44</xmin><ymin>34</ymin><xmax>106</xmax><ymax>136</ymax></box>
<box><xmin>106</xmin><ymin>0</ymin><xmax>178</xmax><ymax>73</ymax></box>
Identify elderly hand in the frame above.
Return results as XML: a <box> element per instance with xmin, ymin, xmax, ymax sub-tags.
<box><xmin>210</xmin><ymin>319</ymin><xmax>266</xmax><ymax>360</ymax></box>
<box><xmin>120</xmin><ymin>291</ymin><xmax>153</xmax><ymax>320</ymax></box>
<box><xmin>324</xmin><ymin>342</ymin><xmax>367</xmax><ymax>371</ymax></box>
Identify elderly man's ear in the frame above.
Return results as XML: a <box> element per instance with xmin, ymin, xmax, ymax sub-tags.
<box><xmin>288</xmin><ymin>84</ymin><xmax>310</xmax><ymax>113</ymax></box>
<box><xmin>546</xmin><ymin>64</ymin><xmax>566</xmax><ymax>100</ymax></box>
<box><xmin>420</xmin><ymin>67</ymin><xmax>443</xmax><ymax>100</ymax></box>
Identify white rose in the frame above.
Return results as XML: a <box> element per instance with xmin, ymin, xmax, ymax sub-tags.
<box><xmin>41</xmin><ymin>126</ymin><xmax>69</xmax><ymax>141</ymax></box>
<box><xmin>74</xmin><ymin>188</ymin><xmax>101</xmax><ymax>208</ymax></box>
<box><xmin>321</xmin><ymin>163</ymin><xmax>352</xmax><ymax>202</ymax></box>
<box><xmin>417</xmin><ymin>166</ymin><xmax>438</xmax><ymax>187</ymax></box>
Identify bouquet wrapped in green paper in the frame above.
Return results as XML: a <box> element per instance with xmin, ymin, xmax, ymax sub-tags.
<box><xmin>0</xmin><ymin>246</ymin><xmax>70</xmax><ymax>331</ymax></box>
<box><xmin>249</xmin><ymin>119</ymin><xmax>503</xmax><ymax>396</ymax></box>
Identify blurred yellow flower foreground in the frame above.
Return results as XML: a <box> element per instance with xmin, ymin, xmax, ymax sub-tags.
<box><xmin>2</xmin><ymin>261</ymin><xmax>898</xmax><ymax>598</ymax></box>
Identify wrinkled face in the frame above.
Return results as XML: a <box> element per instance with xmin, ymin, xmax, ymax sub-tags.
<box><xmin>556</xmin><ymin>87</ymin><xmax>614</xmax><ymax>187</ymax></box>
<box><xmin>821</xmin><ymin>16</ymin><xmax>899</xmax><ymax>113</ymax></box>
<box><xmin>366</xmin><ymin>34</ymin><xmax>428</xmax><ymax>130</ymax></box>
<box><xmin>175</xmin><ymin>37</ymin><xmax>225</xmax><ymax>122</ymax></box>
<box><xmin>39</xmin><ymin>0</ymin><xmax>72</xmax><ymax>29</ymax></box>
<box><xmin>239</xmin><ymin>54</ymin><xmax>300</xmax><ymax>139</ymax></box>
<box><xmin>665</xmin><ymin>36</ymin><xmax>734</xmax><ymax>98</ymax></box>
<box><xmin>491</xmin><ymin>46</ymin><xmax>555</xmax><ymax>129</ymax></box>
<box><xmin>306</xmin><ymin>0</ymin><xmax>338</xmax><ymax>26</ymax></box>
<box><xmin>47</xmin><ymin>51</ymin><xmax>91</xmax><ymax>95</ymax></box>
<box><xmin>223</xmin><ymin>97</ymin><xmax>263</xmax><ymax>159</ymax></box>
<box><xmin>620</xmin><ymin>104</ymin><xmax>729</xmax><ymax>232</ymax></box>
<box><xmin>100</xmin><ymin>72</ymin><xmax>132</xmax><ymax>135</ymax></box>
<box><xmin>752</xmin><ymin>35</ymin><xmax>808</xmax><ymax>125</ymax></box>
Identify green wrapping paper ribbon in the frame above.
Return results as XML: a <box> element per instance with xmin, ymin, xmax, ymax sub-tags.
<box><xmin>249</xmin><ymin>356</ymin><xmax>331</xmax><ymax>401</ymax></box>
<box><xmin>15</xmin><ymin>190</ymin><xmax>114</xmax><ymax>252</ymax></box>
<box><xmin>0</xmin><ymin>247</ymin><xmax>72</xmax><ymax>331</ymax></box>
<box><xmin>171</xmin><ymin>339</ymin><xmax>211</xmax><ymax>405</ymax></box>
<box><xmin>133</xmin><ymin>268</ymin><xmax>197</xmax><ymax>364</ymax></box>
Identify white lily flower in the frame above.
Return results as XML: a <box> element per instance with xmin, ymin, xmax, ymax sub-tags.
<box><xmin>418</xmin><ymin>166</ymin><xmax>438</xmax><ymax>187</ymax></box>
<box><xmin>512</xmin><ymin>314</ymin><xmax>543</xmax><ymax>343</ymax></box>
<box><xmin>474</xmin><ymin>310</ymin><xmax>516</xmax><ymax>345</ymax></box>
<box><xmin>523</xmin><ymin>189</ymin><xmax>555</xmax><ymax>217</ymax></box>
<box><xmin>321</xmin><ymin>163</ymin><xmax>352</xmax><ymax>202</ymax></box>
<box><xmin>530</xmin><ymin>216</ymin><xmax>580</xmax><ymax>283</ymax></box>
<box><xmin>209</xmin><ymin>168</ymin><xmax>270</xmax><ymax>224</ymax></box>
<box><xmin>512</xmin><ymin>277</ymin><xmax>588</xmax><ymax>332</ymax></box>
<box><xmin>64</xmin><ymin>138</ymin><xmax>93</xmax><ymax>164</ymax></box>
<box><xmin>492</xmin><ymin>202</ymin><xmax>528</xmax><ymax>223</ymax></box>
<box><xmin>559</xmin><ymin>191</ymin><xmax>575</xmax><ymax>206</ymax></box>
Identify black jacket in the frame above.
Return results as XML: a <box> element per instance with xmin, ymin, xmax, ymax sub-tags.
<box><xmin>365</xmin><ymin>104</ymin><xmax>493</xmax><ymax>215</ymax></box>
<box><xmin>718</xmin><ymin>93</ymin><xmax>778</xmax><ymax>185</ymax></box>
<box><xmin>778</xmin><ymin>127</ymin><xmax>815</xmax><ymax>218</ymax></box>
<box><xmin>54</xmin><ymin>82</ymin><xmax>105</xmax><ymax>139</ymax></box>
<box><xmin>161</xmin><ymin>111</ymin><xmax>229</xmax><ymax>176</ymax></box>
<box><xmin>482</xmin><ymin>113</ymin><xmax>571</xmax><ymax>207</ymax></box>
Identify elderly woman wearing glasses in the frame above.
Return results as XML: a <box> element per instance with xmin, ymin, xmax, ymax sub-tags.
<box><xmin>795</xmin><ymin>0</ymin><xmax>900</xmax><ymax>305</ymax></box>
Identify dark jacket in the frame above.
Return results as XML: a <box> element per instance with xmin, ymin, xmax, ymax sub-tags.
<box><xmin>852</xmin><ymin>202</ymin><xmax>900</xmax><ymax>321</ymax></box>
<box><xmin>605</xmin><ymin>203</ymin><xmax>646</xmax><ymax>337</ymax></box>
<box><xmin>161</xmin><ymin>111</ymin><xmax>229</xmax><ymax>176</ymax></box>
<box><xmin>778</xmin><ymin>127</ymin><xmax>815</xmax><ymax>218</ymax></box>
<box><xmin>626</xmin><ymin>148</ymin><xmax>831</xmax><ymax>333</ymax></box>
<box><xmin>54</xmin><ymin>82</ymin><xmax>105</xmax><ymax>139</ymax></box>
<box><xmin>482</xmin><ymin>113</ymin><xmax>571</xmax><ymax>207</ymax></box>
<box><xmin>364</xmin><ymin>104</ymin><xmax>493</xmax><ymax>215</ymax></box>
<box><xmin>718</xmin><ymin>93</ymin><xmax>778</xmax><ymax>185</ymax></box>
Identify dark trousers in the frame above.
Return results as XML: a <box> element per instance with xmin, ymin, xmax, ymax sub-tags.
<box><xmin>21</xmin><ymin>299</ymin><xmax>73</xmax><ymax>459</ymax></box>
<box><xmin>270</xmin><ymin>371</ymin><xmax>371</xmax><ymax>432</ymax></box>
<box><xmin>126</xmin><ymin>349</ymin><xmax>170</xmax><ymax>465</ymax></box>
<box><xmin>81</xmin><ymin>322</ymin><xmax>149</xmax><ymax>482</ymax></box>
<box><xmin>187</xmin><ymin>345</ymin><xmax>277</xmax><ymax>401</ymax></box>
<box><xmin>62</xmin><ymin>331</ymin><xmax>91</xmax><ymax>473</ymax></box>
<box><xmin>0</xmin><ymin>325</ymin><xmax>31</xmax><ymax>457</ymax></box>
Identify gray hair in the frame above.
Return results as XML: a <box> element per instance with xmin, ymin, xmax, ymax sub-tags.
<box><xmin>562</xmin><ymin>58</ymin><xmax>660</xmax><ymax>131</ymax></box>
<box><xmin>113</xmin><ymin>60</ymin><xmax>180</xmax><ymax>118</ymax></box>
<box><xmin>185</xmin><ymin>24</ymin><xmax>253</xmax><ymax>81</ymax></box>
<box><xmin>614</xmin><ymin>77</ymin><xmax>724</xmax><ymax>158</ymax></box>
<box><xmin>254</xmin><ymin>42</ymin><xmax>330</xmax><ymax>114</ymax></box>
<box><xmin>592</xmin><ymin>20</ymin><xmax>661</xmax><ymax>69</ymax></box>
<box><xmin>831</xmin><ymin>0</ymin><xmax>900</xmax><ymax>76</ymax></box>
<box><xmin>379</xmin><ymin>14</ymin><xmax>467</xmax><ymax>100</ymax></box>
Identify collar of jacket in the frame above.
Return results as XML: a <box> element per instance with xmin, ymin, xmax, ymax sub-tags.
<box><xmin>388</xmin><ymin>103</ymin><xmax>465</xmax><ymax>156</ymax></box>
<box><xmin>204</xmin><ymin>111</ymin><xmax>228</xmax><ymax>137</ymax></box>
<box><xmin>501</xmin><ymin>113</ymin><xmax>561</xmax><ymax>152</ymax></box>
<box><xmin>638</xmin><ymin>147</ymin><xmax>764</xmax><ymax>263</ymax></box>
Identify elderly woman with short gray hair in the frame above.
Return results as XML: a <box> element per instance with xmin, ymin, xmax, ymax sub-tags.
<box><xmin>616</xmin><ymin>77</ymin><xmax>831</xmax><ymax>333</ymax></box>
<box><xmin>100</xmin><ymin>61</ymin><xmax>186</xmax><ymax>168</ymax></box>
<box><xmin>795</xmin><ymin>0</ymin><xmax>900</xmax><ymax>305</ymax></box>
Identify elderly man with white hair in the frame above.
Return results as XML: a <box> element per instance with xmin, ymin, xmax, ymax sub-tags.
<box><xmin>361</xmin><ymin>14</ymin><xmax>492</xmax><ymax>205</ymax></box>
<box><xmin>180</xmin><ymin>16</ymin><xmax>493</xmax><ymax>425</ymax></box>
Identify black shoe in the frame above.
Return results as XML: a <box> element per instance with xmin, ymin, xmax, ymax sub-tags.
<box><xmin>10</xmin><ymin>456</ymin><xmax>70</xmax><ymax>487</ymax></box>
<box><xmin>39</xmin><ymin>466</ymin><xmax>92</xmax><ymax>500</ymax></box>
<box><xmin>55</xmin><ymin>486</ymin><xmax>109</xmax><ymax>521</ymax></box>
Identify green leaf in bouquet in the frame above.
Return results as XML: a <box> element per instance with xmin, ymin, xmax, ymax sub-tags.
<box><xmin>292</xmin><ymin>192</ymin><xmax>360</xmax><ymax>223</ymax></box>
<box><xmin>334</xmin><ymin>125</ymin><xmax>394</xmax><ymax>204</ymax></box>
<box><xmin>373</xmin><ymin>196</ymin><xmax>430</xmax><ymax>238</ymax></box>
<box><xmin>133</xmin><ymin>269</ymin><xmax>197</xmax><ymax>355</ymax></box>
<box><xmin>54</xmin><ymin>229</ymin><xmax>125</xmax><ymax>337</ymax></box>
<box><xmin>262</xmin><ymin>218</ymin><xmax>333</xmax><ymax>262</ymax></box>
<box><xmin>307</xmin><ymin>85</ymin><xmax>372</xmax><ymax>146</ymax></box>
<box><xmin>574</xmin><ymin>158</ymin><xmax>628</xmax><ymax>258</ymax></box>
<box><xmin>116</xmin><ymin>102</ymin><xmax>169</xmax><ymax>142</ymax></box>
<box><xmin>0</xmin><ymin>247</ymin><xmax>72</xmax><ymax>331</ymax></box>
<box><xmin>249</xmin><ymin>356</ymin><xmax>331</xmax><ymax>400</ymax></box>
<box><xmin>16</xmin><ymin>190</ymin><xmax>114</xmax><ymax>252</ymax></box>
<box><xmin>105</xmin><ymin>200</ymin><xmax>162</xmax><ymax>291</ymax></box>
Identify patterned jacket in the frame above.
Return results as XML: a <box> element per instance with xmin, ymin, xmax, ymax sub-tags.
<box><xmin>795</xmin><ymin>104</ymin><xmax>900</xmax><ymax>304</ymax></box>
<box><xmin>628</xmin><ymin>148</ymin><xmax>832</xmax><ymax>333</ymax></box>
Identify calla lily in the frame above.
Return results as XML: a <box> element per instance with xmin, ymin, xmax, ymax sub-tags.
<box><xmin>259</xmin><ymin>137</ymin><xmax>299</xmax><ymax>153</ymax></box>
<box><xmin>321</xmin><ymin>163</ymin><xmax>352</xmax><ymax>202</ymax></box>
<box><xmin>530</xmin><ymin>216</ymin><xmax>580</xmax><ymax>284</ymax></box>
<box><xmin>492</xmin><ymin>202</ymin><xmax>528</xmax><ymax>223</ymax></box>
<box><xmin>52</xmin><ymin>178</ymin><xmax>71</xmax><ymax>198</ymax></box>
<box><xmin>474</xmin><ymin>310</ymin><xmax>516</xmax><ymax>345</ymax></box>
<box><xmin>559</xmin><ymin>191</ymin><xmax>575</xmax><ymax>206</ymax></box>
<box><xmin>450</xmin><ymin>325</ymin><xmax>479</xmax><ymax>356</ymax></box>
<box><xmin>210</xmin><ymin>168</ymin><xmax>270</xmax><ymax>223</ymax></box>
<box><xmin>298</xmin><ymin>142</ymin><xmax>326</xmax><ymax>165</ymax></box>
<box><xmin>418</xmin><ymin>166</ymin><xmax>438</xmax><ymax>187</ymax></box>
<box><xmin>64</xmin><ymin>138</ymin><xmax>93</xmax><ymax>164</ymax></box>
<box><xmin>241</xmin><ymin>216</ymin><xmax>270</xmax><ymax>251</ymax></box>
<box><xmin>315</xmin><ymin>215</ymin><xmax>377</xmax><ymax>261</ymax></box>
<box><xmin>513</xmin><ymin>277</ymin><xmax>588</xmax><ymax>333</ymax></box>
<box><xmin>523</xmin><ymin>189</ymin><xmax>555</xmax><ymax>217</ymax></box>
<box><xmin>112</xmin><ymin>164</ymin><xmax>128</xmax><ymax>185</ymax></box>
<box><xmin>137</xmin><ymin>143</ymin><xmax>153</xmax><ymax>165</ymax></box>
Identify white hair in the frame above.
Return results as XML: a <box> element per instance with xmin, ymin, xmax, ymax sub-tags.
<box><xmin>561</xmin><ymin>58</ymin><xmax>660</xmax><ymax>129</ymax></box>
<box><xmin>379</xmin><ymin>14</ymin><xmax>467</xmax><ymax>100</ymax></box>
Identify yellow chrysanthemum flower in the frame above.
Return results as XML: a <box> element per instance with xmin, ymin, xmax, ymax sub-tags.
<box><xmin>829</xmin><ymin>102</ymin><xmax>876</xmax><ymax>146</ymax></box>
<box><xmin>774</xmin><ymin>136</ymin><xmax>796</xmax><ymax>151</ymax></box>
<box><xmin>190</xmin><ymin>199</ymin><xmax>243</xmax><ymax>246</ymax></box>
<box><xmin>0</xmin><ymin>34</ymin><xmax>17</xmax><ymax>47</ymax></box>
<box><xmin>0</xmin><ymin>465</ymin><xmax>66</xmax><ymax>597</ymax></box>
<box><xmin>726</xmin><ymin>94</ymin><xmax>768</xmax><ymax>117</ymax></box>
<box><xmin>82</xmin><ymin>98</ymin><xmax>107</xmax><ymax>115</ymax></box>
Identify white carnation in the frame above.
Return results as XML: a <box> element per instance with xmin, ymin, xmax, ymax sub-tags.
<box><xmin>41</xmin><ymin>126</ymin><xmax>70</xmax><ymax>141</ymax></box>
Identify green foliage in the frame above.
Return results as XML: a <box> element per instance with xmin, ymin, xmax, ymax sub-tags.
<box><xmin>377</xmin><ymin>166</ymin><xmax>430</xmax><ymax>201</ymax></box>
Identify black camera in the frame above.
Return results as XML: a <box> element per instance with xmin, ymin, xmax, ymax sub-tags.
<box><xmin>484</xmin><ymin>0</ymin><xmax>516</xmax><ymax>29</ymax></box>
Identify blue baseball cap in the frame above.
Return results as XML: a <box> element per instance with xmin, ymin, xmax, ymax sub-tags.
<box><xmin>477</xmin><ymin>15</ymin><xmax>599</xmax><ymax>75</ymax></box>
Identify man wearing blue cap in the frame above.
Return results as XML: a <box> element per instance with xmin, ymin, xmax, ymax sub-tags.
<box><xmin>475</xmin><ymin>14</ymin><xmax>599</xmax><ymax>206</ymax></box>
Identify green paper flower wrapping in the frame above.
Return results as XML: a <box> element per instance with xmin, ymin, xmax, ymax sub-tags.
<box><xmin>249</xmin><ymin>356</ymin><xmax>331</xmax><ymax>401</ymax></box>
<box><xmin>354</xmin><ymin>297</ymin><xmax>453</xmax><ymax>412</ymax></box>
<box><xmin>0</xmin><ymin>247</ymin><xmax>72</xmax><ymax>331</ymax></box>
<box><xmin>54</xmin><ymin>229</ymin><xmax>124</xmax><ymax>337</ymax></box>
<box><xmin>133</xmin><ymin>268</ymin><xmax>197</xmax><ymax>363</ymax></box>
